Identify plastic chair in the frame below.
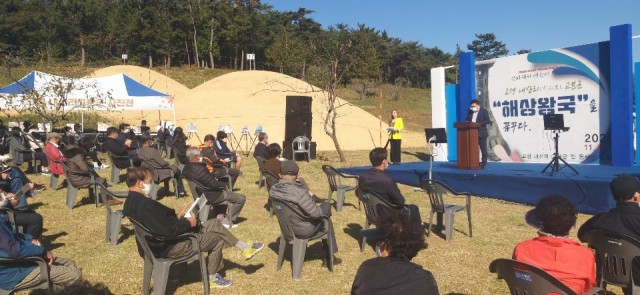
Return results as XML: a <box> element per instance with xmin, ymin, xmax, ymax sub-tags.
<box><xmin>128</xmin><ymin>218</ymin><xmax>210</xmax><ymax>295</ymax></box>
<box><xmin>154</xmin><ymin>138</ymin><xmax>170</xmax><ymax>159</ymax></box>
<box><xmin>9</xmin><ymin>146</ymin><xmax>39</xmax><ymax>174</ymax></box>
<box><xmin>139</xmin><ymin>157</ymin><xmax>180</xmax><ymax>200</ymax></box>
<box><xmin>489</xmin><ymin>258</ymin><xmax>604</xmax><ymax>295</ymax></box>
<box><xmin>61</xmin><ymin>162</ymin><xmax>99</xmax><ymax>209</ymax></box>
<box><xmin>322</xmin><ymin>165</ymin><xmax>358</xmax><ymax>212</ymax></box>
<box><xmin>172</xmin><ymin>149</ymin><xmax>186</xmax><ymax>171</ymax></box>
<box><xmin>291</xmin><ymin>136</ymin><xmax>310</xmax><ymax>162</ymax></box>
<box><xmin>272</xmin><ymin>198</ymin><xmax>334</xmax><ymax>280</ymax></box>
<box><xmin>583</xmin><ymin>229</ymin><xmax>640</xmax><ymax>294</ymax></box>
<box><xmin>97</xmin><ymin>183</ymin><xmax>127</xmax><ymax>246</ymax></box>
<box><xmin>420</xmin><ymin>179</ymin><xmax>472</xmax><ymax>241</ymax></box>
<box><xmin>106</xmin><ymin>151</ymin><xmax>132</xmax><ymax>184</ymax></box>
<box><xmin>263</xmin><ymin>170</ymin><xmax>280</xmax><ymax>216</ymax></box>
<box><xmin>0</xmin><ymin>256</ymin><xmax>52</xmax><ymax>295</ymax></box>
<box><xmin>355</xmin><ymin>187</ymin><xmax>409</xmax><ymax>252</ymax></box>
<box><xmin>254</xmin><ymin>154</ymin><xmax>267</xmax><ymax>188</ymax></box>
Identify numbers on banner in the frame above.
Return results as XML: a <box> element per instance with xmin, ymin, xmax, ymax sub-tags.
<box><xmin>584</xmin><ymin>133</ymin><xmax>608</xmax><ymax>143</ymax></box>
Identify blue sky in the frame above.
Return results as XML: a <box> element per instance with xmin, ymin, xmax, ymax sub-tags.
<box><xmin>268</xmin><ymin>0</ymin><xmax>640</xmax><ymax>63</ymax></box>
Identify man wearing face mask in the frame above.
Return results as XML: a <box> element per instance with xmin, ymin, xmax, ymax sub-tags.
<box><xmin>122</xmin><ymin>167</ymin><xmax>263</xmax><ymax>289</ymax></box>
<box><xmin>358</xmin><ymin>148</ymin><xmax>422</xmax><ymax>224</ymax></box>
<box><xmin>466</xmin><ymin>99</ymin><xmax>491</xmax><ymax>168</ymax></box>
<box><xmin>198</xmin><ymin>134</ymin><xmax>240</xmax><ymax>187</ymax></box>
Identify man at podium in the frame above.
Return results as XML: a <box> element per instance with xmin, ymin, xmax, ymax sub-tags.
<box><xmin>466</xmin><ymin>99</ymin><xmax>491</xmax><ymax>168</ymax></box>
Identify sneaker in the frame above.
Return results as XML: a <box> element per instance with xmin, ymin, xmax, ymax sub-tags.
<box><xmin>242</xmin><ymin>242</ymin><xmax>264</xmax><ymax>260</ymax></box>
<box><xmin>209</xmin><ymin>273</ymin><xmax>232</xmax><ymax>288</ymax></box>
<box><xmin>40</xmin><ymin>171</ymin><xmax>51</xmax><ymax>176</ymax></box>
<box><xmin>33</xmin><ymin>184</ymin><xmax>46</xmax><ymax>191</ymax></box>
<box><xmin>100</xmin><ymin>164</ymin><xmax>110</xmax><ymax>169</ymax></box>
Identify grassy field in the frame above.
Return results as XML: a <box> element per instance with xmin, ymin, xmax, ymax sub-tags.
<box><xmin>12</xmin><ymin>148</ymin><xmax>623</xmax><ymax>295</ymax></box>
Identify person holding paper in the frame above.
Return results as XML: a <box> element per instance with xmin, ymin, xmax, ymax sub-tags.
<box><xmin>122</xmin><ymin>167</ymin><xmax>263</xmax><ymax>289</ymax></box>
<box><xmin>388</xmin><ymin>109</ymin><xmax>403</xmax><ymax>164</ymax></box>
<box><xmin>183</xmin><ymin>147</ymin><xmax>246</xmax><ymax>228</ymax></box>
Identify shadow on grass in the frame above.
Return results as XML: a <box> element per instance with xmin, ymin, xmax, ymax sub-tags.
<box><xmin>41</xmin><ymin>230</ymin><xmax>68</xmax><ymax>251</ymax></box>
<box><xmin>267</xmin><ymin>239</ymin><xmax>329</xmax><ymax>265</ymax></box>
<box><xmin>223</xmin><ymin>259</ymin><xmax>265</xmax><ymax>275</ymax></box>
<box><xmin>27</xmin><ymin>201</ymin><xmax>45</xmax><ymax>211</ymax></box>
<box><xmin>402</xmin><ymin>151</ymin><xmax>431</xmax><ymax>162</ymax></box>
<box><xmin>116</xmin><ymin>227</ymin><xmax>135</xmax><ymax>244</ymax></box>
<box><xmin>31</xmin><ymin>280</ymin><xmax>114</xmax><ymax>295</ymax></box>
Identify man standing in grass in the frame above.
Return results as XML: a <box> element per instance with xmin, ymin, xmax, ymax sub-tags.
<box><xmin>122</xmin><ymin>167</ymin><xmax>263</xmax><ymax>288</ymax></box>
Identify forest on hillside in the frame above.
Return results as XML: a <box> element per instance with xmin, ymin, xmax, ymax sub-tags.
<box><xmin>0</xmin><ymin>0</ymin><xmax>514</xmax><ymax>89</ymax></box>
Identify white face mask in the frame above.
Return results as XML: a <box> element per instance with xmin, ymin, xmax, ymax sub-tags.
<box><xmin>142</xmin><ymin>183</ymin><xmax>152</xmax><ymax>197</ymax></box>
<box><xmin>470</xmin><ymin>106</ymin><xmax>479</xmax><ymax>112</ymax></box>
<box><xmin>198</xmin><ymin>157</ymin><xmax>204</xmax><ymax>163</ymax></box>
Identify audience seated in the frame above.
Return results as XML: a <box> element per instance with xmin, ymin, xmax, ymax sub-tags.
<box><xmin>578</xmin><ymin>174</ymin><xmax>640</xmax><ymax>294</ymax></box>
<box><xmin>43</xmin><ymin>133</ymin><xmax>66</xmax><ymax>178</ymax></box>
<box><xmin>198</xmin><ymin>134</ymin><xmax>240</xmax><ymax>187</ymax></box>
<box><xmin>61</xmin><ymin>126</ymin><xmax>77</xmax><ymax>147</ymax></box>
<box><xmin>7</xmin><ymin>127</ymin><xmax>50</xmax><ymax>175</ymax></box>
<box><xmin>116</xmin><ymin>123</ymin><xmax>130</xmax><ymax>144</ymax></box>
<box><xmin>122</xmin><ymin>167</ymin><xmax>263</xmax><ymax>289</ymax></box>
<box><xmin>358</xmin><ymin>147</ymin><xmax>421</xmax><ymax>224</ymax></box>
<box><xmin>513</xmin><ymin>194</ymin><xmax>596</xmax><ymax>293</ymax></box>
<box><xmin>78</xmin><ymin>136</ymin><xmax>108</xmax><ymax>170</ymax></box>
<box><xmin>103</xmin><ymin>126</ymin><xmax>138</xmax><ymax>168</ymax></box>
<box><xmin>264</xmin><ymin>143</ymin><xmax>283</xmax><ymax>175</ymax></box>
<box><xmin>214</xmin><ymin>131</ymin><xmax>242</xmax><ymax>169</ymax></box>
<box><xmin>171</xmin><ymin>127</ymin><xmax>189</xmax><ymax>164</ymax></box>
<box><xmin>137</xmin><ymin>135</ymin><xmax>186</xmax><ymax>197</ymax></box>
<box><xmin>269</xmin><ymin>160</ymin><xmax>341</xmax><ymax>265</ymax></box>
<box><xmin>351</xmin><ymin>213</ymin><xmax>439</xmax><ymax>295</ymax></box>
<box><xmin>140</xmin><ymin>120</ymin><xmax>150</xmax><ymax>135</ymax></box>
<box><xmin>1</xmin><ymin>188</ymin><xmax>43</xmax><ymax>240</ymax></box>
<box><xmin>0</xmin><ymin>165</ymin><xmax>43</xmax><ymax>209</ymax></box>
<box><xmin>253</xmin><ymin>132</ymin><xmax>269</xmax><ymax>159</ymax></box>
<box><xmin>24</xmin><ymin>125</ymin><xmax>44</xmax><ymax>151</ymax></box>
<box><xmin>182</xmin><ymin>147</ymin><xmax>245</xmax><ymax>228</ymax></box>
<box><xmin>0</xmin><ymin>214</ymin><xmax>82</xmax><ymax>293</ymax></box>
<box><xmin>62</xmin><ymin>144</ymin><xmax>121</xmax><ymax>205</ymax></box>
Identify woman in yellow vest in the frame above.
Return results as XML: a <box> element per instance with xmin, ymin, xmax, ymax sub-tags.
<box><xmin>388</xmin><ymin>109</ymin><xmax>403</xmax><ymax>164</ymax></box>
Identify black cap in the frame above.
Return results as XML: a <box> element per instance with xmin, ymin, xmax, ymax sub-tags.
<box><xmin>280</xmin><ymin>160</ymin><xmax>299</xmax><ymax>176</ymax></box>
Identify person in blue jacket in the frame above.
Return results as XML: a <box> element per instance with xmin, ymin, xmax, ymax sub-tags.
<box><xmin>0</xmin><ymin>215</ymin><xmax>82</xmax><ymax>292</ymax></box>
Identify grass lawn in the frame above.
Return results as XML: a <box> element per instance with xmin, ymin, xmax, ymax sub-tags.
<box><xmin>13</xmin><ymin>147</ymin><xmax>622</xmax><ymax>295</ymax></box>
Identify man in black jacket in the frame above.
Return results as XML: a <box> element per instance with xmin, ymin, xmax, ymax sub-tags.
<box><xmin>358</xmin><ymin>148</ymin><xmax>421</xmax><ymax>225</ymax></box>
<box><xmin>466</xmin><ymin>99</ymin><xmax>492</xmax><ymax>168</ymax></box>
<box><xmin>102</xmin><ymin>127</ymin><xmax>138</xmax><ymax>168</ymax></box>
<box><xmin>122</xmin><ymin>167</ymin><xmax>263</xmax><ymax>289</ymax></box>
<box><xmin>182</xmin><ymin>147</ymin><xmax>246</xmax><ymax>229</ymax></box>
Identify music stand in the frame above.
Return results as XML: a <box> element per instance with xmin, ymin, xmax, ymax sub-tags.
<box><xmin>541</xmin><ymin>114</ymin><xmax>578</xmax><ymax>175</ymax></box>
<box><xmin>424</xmin><ymin>128</ymin><xmax>447</xmax><ymax>181</ymax></box>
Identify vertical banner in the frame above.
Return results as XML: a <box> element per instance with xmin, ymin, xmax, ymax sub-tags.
<box><xmin>635</xmin><ymin>62</ymin><xmax>640</xmax><ymax>165</ymax></box>
<box><xmin>445</xmin><ymin>84</ymin><xmax>459</xmax><ymax>161</ymax></box>
<box><xmin>430</xmin><ymin>67</ymin><xmax>449</xmax><ymax>161</ymax></box>
<box><xmin>476</xmin><ymin>42</ymin><xmax>611</xmax><ymax>164</ymax></box>
<box><xmin>609</xmin><ymin>24</ymin><xmax>634</xmax><ymax>166</ymax></box>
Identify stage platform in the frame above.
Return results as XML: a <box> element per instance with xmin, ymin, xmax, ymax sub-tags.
<box><xmin>339</xmin><ymin>161</ymin><xmax>640</xmax><ymax>214</ymax></box>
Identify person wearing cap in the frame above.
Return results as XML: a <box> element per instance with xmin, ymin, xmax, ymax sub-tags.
<box><xmin>577</xmin><ymin>174</ymin><xmax>640</xmax><ymax>293</ymax></box>
<box><xmin>513</xmin><ymin>194</ymin><xmax>596</xmax><ymax>293</ymax></box>
<box><xmin>269</xmin><ymin>160</ymin><xmax>341</xmax><ymax>266</ymax></box>
<box><xmin>43</xmin><ymin>133</ymin><xmax>66</xmax><ymax>177</ymax></box>
<box><xmin>182</xmin><ymin>147</ymin><xmax>246</xmax><ymax>228</ymax></box>
<box><xmin>352</xmin><ymin>213</ymin><xmax>439</xmax><ymax>295</ymax></box>
<box><xmin>214</xmin><ymin>131</ymin><xmax>242</xmax><ymax>169</ymax></box>
<box><xmin>253</xmin><ymin>132</ymin><xmax>269</xmax><ymax>159</ymax></box>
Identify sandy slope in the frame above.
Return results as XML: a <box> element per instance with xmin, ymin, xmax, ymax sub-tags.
<box><xmin>88</xmin><ymin>66</ymin><xmax>425</xmax><ymax>151</ymax></box>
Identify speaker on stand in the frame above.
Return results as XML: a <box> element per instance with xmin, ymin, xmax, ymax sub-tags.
<box><xmin>283</xmin><ymin>96</ymin><xmax>316</xmax><ymax>159</ymax></box>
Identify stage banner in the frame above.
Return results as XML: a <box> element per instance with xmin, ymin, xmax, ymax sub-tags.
<box><xmin>477</xmin><ymin>41</ymin><xmax>610</xmax><ymax>164</ymax></box>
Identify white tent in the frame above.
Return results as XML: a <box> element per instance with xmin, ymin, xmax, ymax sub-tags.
<box><xmin>0</xmin><ymin>71</ymin><xmax>174</xmax><ymax>111</ymax></box>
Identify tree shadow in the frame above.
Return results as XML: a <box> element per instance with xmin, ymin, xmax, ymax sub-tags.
<box><xmin>41</xmin><ymin>230</ymin><xmax>68</xmax><ymax>251</ymax></box>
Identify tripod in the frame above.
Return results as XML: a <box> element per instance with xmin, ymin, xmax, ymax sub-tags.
<box><xmin>541</xmin><ymin>130</ymin><xmax>578</xmax><ymax>176</ymax></box>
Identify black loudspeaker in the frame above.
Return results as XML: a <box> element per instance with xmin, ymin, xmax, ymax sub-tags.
<box><xmin>285</xmin><ymin>96</ymin><xmax>312</xmax><ymax>141</ymax></box>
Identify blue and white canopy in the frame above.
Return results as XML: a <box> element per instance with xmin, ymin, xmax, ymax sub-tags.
<box><xmin>0</xmin><ymin>71</ymin><xmax>174</xmax><ymax>111</ymax></box>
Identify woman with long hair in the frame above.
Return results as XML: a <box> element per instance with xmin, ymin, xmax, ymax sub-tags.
<box><xmin>388</xmin><ymin>109</ymin><xmax>403</xmax><ymax>164</ymax></box>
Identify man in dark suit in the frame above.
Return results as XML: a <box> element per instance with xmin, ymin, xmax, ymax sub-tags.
<box><xmin>466</xmin><ymin>99</ymin><xmax>491</xmax><ymax>168</ymax></box>
<box><xmin>102</xmin><ymin>126</ymin><xmax>138</xmax><ymax>168</ymax></box>
<box><xmin>358</xmin><ymin>148</ymin><xmax>421</xmax><ymax>224</ymax></box>
<box><xmin>253</xmin><ymin>132</ymin><xmax>269</xmax><ymax>159</ymax></box>
<box><xmin>137</xmin><ymin>135</ymin><xmax>185</xmax><ymax>197</ymax></box>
